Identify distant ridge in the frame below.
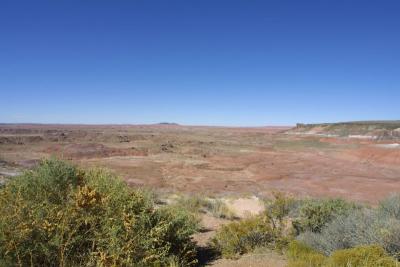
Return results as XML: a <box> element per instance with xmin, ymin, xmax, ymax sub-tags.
<box><xmin>296</xmin><ymin>120</ymin><xmax>400</xmax><ymax>126</ymax></box>
<box><xmin>157</xmin><ymin>122</ymin><xmax>180</xmax><ymax>126</ymax></box>
<box><xmin>288</xmin><ymin>120</ymin><xmax>400</xmax><ymax>140</ymax></box>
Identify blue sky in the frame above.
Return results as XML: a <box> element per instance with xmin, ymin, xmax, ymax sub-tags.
<box><xmin>1</xmin><ymin>0</ymin><xmax>399</xmax><ymax>126</ymax></box>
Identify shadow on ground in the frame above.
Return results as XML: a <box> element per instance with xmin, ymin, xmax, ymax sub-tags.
<box><xmin>196</xmin><ymin>246</ymin><xmax>220</xmax><ymax>266</ymax></box>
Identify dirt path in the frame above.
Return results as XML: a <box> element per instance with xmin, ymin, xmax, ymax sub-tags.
<box><xmin>192</xmin><ymin>196</ymin><xmax>286</xmax><ymax>266</ymax></box>
<box><xmin>210</xmin><ymin>251</ymin><xmax>287</xmax><ymax>267</ymax></box>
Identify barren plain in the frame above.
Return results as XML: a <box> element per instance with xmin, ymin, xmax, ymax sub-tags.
<box><xmin>1</xmin><ymin>123</ymin><xmax>400</xmax><ymax>203</ymax></box>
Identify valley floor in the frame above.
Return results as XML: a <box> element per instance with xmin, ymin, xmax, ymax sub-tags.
<box><xmin>1</xmin><ymin>124</ymin><xmax>400</xmax><ymax>203</ymax></box>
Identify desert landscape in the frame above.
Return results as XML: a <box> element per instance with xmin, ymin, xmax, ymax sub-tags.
<box><xmin>1</xmin><ymin>122</ymin><xmax>400</xmax><ymax>203</ymax></box>
<box><xmin>2</xmin><ymin>1</ymin><xmax>400</xmax><ymax>265</ymax></box>
<box><xmin>3</xmin><ymin>123</ymin><xmax>400</xmax><ymax>265</ymax></box>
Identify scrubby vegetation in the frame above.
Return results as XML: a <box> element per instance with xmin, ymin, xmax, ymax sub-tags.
<box><xmin>211</xmin><ymin>192</ymin><xmax>292</xmax><ymax>259</ymax></box>
<box><xmin>330</xmin><ymin>245</ymin><xmax>398</xmax><ymax>267</ymax></box>
<box><xmin>212</xmin><ymin>192</ymin><xmax>400</xmax><ymax>266</ymax></box>
<box><xmin>0</xmin><ymin>159</ymin><xmax>199</xmax><ymax>266</ymax></box>
<box><xmin>287</xmin><ymin>241</ymin><xmax>398</xmax><ymax>267</ymax></box>
<box><xmin>297</xmin><ymin>197</ymin><xmax>400</xmax><ymax>260</ymax></box>
<box><xmin>173</xmin><ymin>194</ymin><xmax>236</xmax><ymax>220</ymax></box>
<box><xmin>287</xmin><ymin>240</ymin><xmax>326</xmax><ymax>267</ymax></box>
<box><xmin>3</xmin><ymin>159</ymin><xmax>400</xmax><ymax>266</ymax></box>
<box><xmin>293</xmin><ymin>198</ymin><xmax>358</xmax><ymax>234</ymax></box>
<box><xmin>289</xmin><ymin>195</ymin><xmax>400</xmax><ymax>265</ymax></box>
<box><xmin>211</xmin><ymin>216</ymin><xmax>278</xmax><ymax>258</ymax></box>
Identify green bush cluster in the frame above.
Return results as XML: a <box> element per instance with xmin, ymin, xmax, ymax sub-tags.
<box><xmin>4</xmin><ymin>159</ymin><xmax>400</xmax><ymax>266</ymax></box>
<box><xmin>293</xmin><ymin>198</ymin><xmax>357</xmax><ymax>234</ymax></box>
<box><xmin>379</xmin><ymin>194</ymin><xmax>400</xmax><ymax>220</ymax></box>
<box><xmin>287</xmin><ymin>240</ymin><xmax>326</xmax><ymax>267</ymax></box>
<box><xmin>296</xmin><ymin>194</ymin><xmax>400</xmax><ymax>262</ymax></box>
<box><xmin>0</xmin><ymin>159</ymin><xmax>199</xmax><ymax>266</ymax></box>
<box><xmin>330</xmin><ymin>245</ymin><xmax>398</xmax><ymax>267</ymax></box>
<box><xmin>211</xmin><ymin>193</ymin><xmax>294</xmax><ymax>259</ymax></box>
<box><xmin>288</xmin><ymin>241</ymin><xmax>398</xmax><ymax>267</ymax></box>
<box><xmin>264</xmin><ymin>191</ymin><xmax>296</xmax><ymax>228</ymax></box>
<box><xmin>297</xmin><ymin>210</ymin><xmax>379</xmax><ymax>255</ymax></box>
<box><xmin>212</xmin><ymin>192</ymin><xmax>400</xmax><ymax>265</ymax></box>
<box><xmin>211</xmin><ymin>216</ymin><xmax>281</xmax><ymax>258</ymax></box>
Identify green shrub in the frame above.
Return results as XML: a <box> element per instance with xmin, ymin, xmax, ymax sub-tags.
<box><xmin>376</xmin><ymin>196</ymin><xmax>400</xmax><ymax>259</ymax></box>
<box><xmin>329</xmin><ymin>245</ymin><xmax>398</xmax><ymax>267</ymax></box>
<box><xmin>0</xmin><ymin>159</ymin><xmax>199</xmax><ymax>266</ymax></box>
<box><xmin>211</xmin><ymin>215</ymin><xmax>288</xmax><ymax>258</ymax></box>
<box><xmin>297</xmin><ymin>210</ymin><xmax>379</xmax><ymax>255</ymax></box>
<box><xmin>288</xmin><ymin>242</ymin><xmax>398</xmax><ymax>267</ymax></box>
<box><xmin>378</xmin><ymin>218</ymin><xmax>400</xmax><ymax>260</ymax></box>
<box><xmin>295</xmin><ymin>195</ymin><xmax>400</xmax><ymax>262</ymax></box>
<box><xmin>293</xmin><ymin>198</ymin><xmax>357</xmax><ymax>234</ymax></box>
<box><xmin>298</xmin><ymin>203</ymin><xmax>400</xmax><ymax>260</ymax></box>
<box><xmin>265</xmin><ymin>192</ymin><xmax>296</xmax><ymax>228</ymax></box>
<box><xmin>287</xmin><ymin>240</ymin><xmax>326</xmax><ymax>267</ymax></box>
<box><xmin>211</xmin><ymin>216</ymin><xmax>269</xmax><ymax>258</ymax></box>
<box><xmin>379</xmin><ymin>194</ymin><xmax>400</xmax><ymax>220</ymax></box>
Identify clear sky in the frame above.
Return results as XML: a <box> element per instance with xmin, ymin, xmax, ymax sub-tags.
<box><xmin>1</xmin><ymin>0</ymin><xmax>399</xmax><ymax>126</ymax></box>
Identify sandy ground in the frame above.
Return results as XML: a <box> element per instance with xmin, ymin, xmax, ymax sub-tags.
<box><xmin>1</xmin><ymin>124</ymin><xmax>400</xmax><ymax>203</ymax></box>
<box><xmin>210</xmin><ymin>251</ymin><xmax>287</xmax><ymax>267</ymax></box>
<box><xmin>224</xmin><ymin>197</ymin><xmax>264</xmax><ymax>218</ymax></box>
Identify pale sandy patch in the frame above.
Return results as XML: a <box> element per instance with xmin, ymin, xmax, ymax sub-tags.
<box><xmin>210</xmin><ymin>250</ymin><xmax>286</xmax><ymax>267</ymax></box>
<box><xmin>375</xmin><ymin>143</ymin><xmax>400</xmax><ymax>149</ymax></box>
<box><xmin>223</xmin><ymin>196</ymin><xmax>265</xmax><ymax>218</ymax></box>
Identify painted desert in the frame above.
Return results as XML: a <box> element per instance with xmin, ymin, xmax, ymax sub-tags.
<box><xmin>2</xmin><ymin>122</ymin><xmax>400</xmax><ymax>203</ymax></box>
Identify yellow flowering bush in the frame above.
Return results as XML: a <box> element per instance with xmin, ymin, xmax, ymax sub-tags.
<box><xmin>0</xmin><ymin>159</ymin><xmax>198</xmax><ymax>266</ymax></box>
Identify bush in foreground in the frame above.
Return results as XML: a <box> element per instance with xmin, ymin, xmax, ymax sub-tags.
<box><xmin>211</xmin><ymin>192</ymin><xmax>304</xmax><ymax>259</ymax></box>
<box><xmin>293</xmin><ymin>198</ymin><xmax>357</xmax><ymax>234</ymax></box>
<box><xmin>330</xmin><ymin>245</ymin><xmax>398</xmax><ymax>267</ymax></box>
<box><xmin>379</xmin><ymin>194</ymin><xmax>400</xmax><ymax>220</ymax></box>
<box><xmin>298</xmin><ymin>199</ymin><xmax>400</xmax><ymax>259</ymax></box>
<box><xmin>287</xmin><ymin>240</ymin><xmax>326</xmax><ymax>267</ymax></box>
<box><xmin>0</xmin><ymin>159</ymin><xmax>198</xmax><ymax>266</ymax></box>
<box><xmin>211</xmin><ymin>213</ymin><xmax>291</xmax><ymax>259</ymax></box>
<box><xmin>297</xmin><ymin>210</ymin><xmax>378</xmax><ymax>255</ymax></box>
<box><xmin>287</xmin><ymin>241</ymin><xmax>398</xmax><ymax>267</ymax></box>
<box><xmin>211</xmin><ymin>216</ymin><xmax>273</xmax><ymax>258</ymax></box>
<box><xmin>264</xmin><ymin>191</ymin><xmax>296</xmax><ymax>229</ymax></box>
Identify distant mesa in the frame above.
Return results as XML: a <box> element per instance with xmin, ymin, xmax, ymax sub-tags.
<box><xmin>289</xmin><ymin>120</ymin><xmax>400</xmax><ymax>140</ymax></box>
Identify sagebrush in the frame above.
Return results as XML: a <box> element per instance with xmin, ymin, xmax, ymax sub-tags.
<box><xmin>0</xmin><ymin>159</ymin><xmax>199</xmax><ymax>266</ymax></box>
<box><xmin>293</xmin><ymin>198</ymin><xmax>357</xmax><ymax>234</ymax></box>
<box><xmin>287</xmin><ymin>241</ymin><xmax>398</xmax><ymax>267</ymax></box>
<box><xmin>297</xmin><ymin>194</ymin><xmax>400</xmax><ymax>260</ymax></box>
